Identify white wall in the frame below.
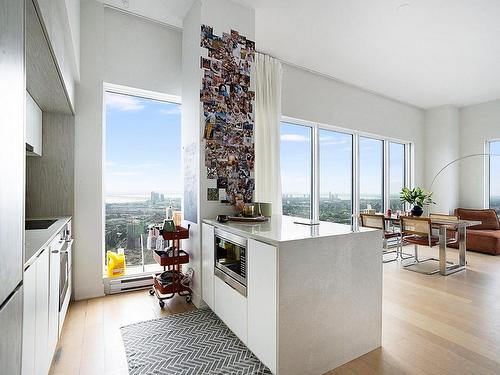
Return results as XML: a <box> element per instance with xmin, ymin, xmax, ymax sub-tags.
<box><xmin>181</xmin><ymin>0</ymin><xmax>255</xmax><ymax>307</ymax></box>
<box><xmin>424</xmin><ymin>105</ymin><xmax>459</xmax><ymax>214</ymax></box>
<box><xmin>459</xmin><ymin>99</ymin><xmax>500</xmax><ymax>209</ymax></box>
<box><xmin>280</xmin><ymin>64</ymin><xmax>425</xmax><ymax>187</ymax></box>
<box><xmin>74</xmin><ymin>1</ymin><xmax>182</xmax><ymax>300</ymax></box>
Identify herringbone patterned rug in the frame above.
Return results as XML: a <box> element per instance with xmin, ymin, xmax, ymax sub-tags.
<box><xmin>120</xmin><ymin>308</ymin><xmax>272</xmax><ymax>375</ymax></box>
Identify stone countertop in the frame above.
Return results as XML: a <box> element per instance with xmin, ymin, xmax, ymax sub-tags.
<box><xmin>25</xmin><ymin>216</ymin><xmax>72</xmax><ymax>268</ymax></box>
<box><xmin>203</xmin><ymin>215</ymin><xmax>376</xmax><ymax>246</ymax></box>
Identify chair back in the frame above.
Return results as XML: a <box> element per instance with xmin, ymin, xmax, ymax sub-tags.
<box><xmin>360</xmin><ymin>214</ymin><xmax>385</xmax><ymax>230</ymax></box>
<box><xmin>429</xmin><ymin>213</ymin><xmax>458</xmax><ymax>222</ymax></box>
<box><xmin>400</xmin><ymin>217</ymin><xmax>432</xmax><ymax>237</ymax></box>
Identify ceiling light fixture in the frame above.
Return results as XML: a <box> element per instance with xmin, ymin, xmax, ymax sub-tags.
<box><xmin>396</xmin><ymin>2</ymin><xmax>411</xmax><ymax>11</ymax></box>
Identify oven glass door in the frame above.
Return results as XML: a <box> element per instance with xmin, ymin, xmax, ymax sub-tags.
<box><xmin>215</xmin><ymin>236</ymin><xmax>246</xmax><ymax>285</ymax></box>
<box><xmin>59</xmin><ymin>248</ymin><xmax>68</xmax><ymax>311</ymax></box>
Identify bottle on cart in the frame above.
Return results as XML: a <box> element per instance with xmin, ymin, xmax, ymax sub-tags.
<box><xmin>166</xmin><ymin>206</ymin><xmax>173</xmax><ymax>220</ymax></box>
<box><xmin>146</xmin><ymin>225</ymin><xmax>155</xmax><ymax>250</ymax></box>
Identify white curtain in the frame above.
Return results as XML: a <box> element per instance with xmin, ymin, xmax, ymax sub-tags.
<box><xmin>254</xmin><ymin>53</ymin><xmax>283</xmax><ymax>215</ymax></box>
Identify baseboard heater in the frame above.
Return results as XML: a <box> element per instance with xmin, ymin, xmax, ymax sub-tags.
<box><xmin>105</xmin><ymin>274</ymin><xmax>157</xmax><ymax>294</ymax></box>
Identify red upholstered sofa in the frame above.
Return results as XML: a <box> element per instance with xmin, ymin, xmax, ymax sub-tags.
<box><xmin>450</xmin><ymin>208</ymin><xmax>500</xmax><ymax>255</ymax></box>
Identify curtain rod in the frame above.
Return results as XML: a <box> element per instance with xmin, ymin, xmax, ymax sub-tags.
<box><xmin>256</xmin><ymin>49</ymin><xmax>421</xmax><ymax>109</ymax></box>
<box><xmin>103</xmin><ymin>4</ymin><xmax>182</xmax><ymax>32</ymax></box>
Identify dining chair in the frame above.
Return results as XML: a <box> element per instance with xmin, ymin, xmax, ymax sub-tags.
<box><xmin>360</xmin><ymin>213</ymin><xmax>401</xmax><ymax>263</ymax></box>
<box><xmin>400</xmin><ymin>217</ymin><xmax>439</xmax><ymax>274</ymax></box>
<box><xmin>429</xmin><ymin>213</ymin><xmax>459</xmax><ymax>243</ymax></box>
<box><xmin>400</xmin><ymin>216</ymin><xmax>457</xmax><ymax>274</ymax></box>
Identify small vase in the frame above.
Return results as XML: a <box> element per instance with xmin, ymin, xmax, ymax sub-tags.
<box><xmin>411</xmin><ymin>205</ymin><xmax>423</xmax><ymax>217</ymax></box>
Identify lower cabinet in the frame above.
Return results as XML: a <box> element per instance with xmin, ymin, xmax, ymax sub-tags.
<box><xmin>247</xmin><ymin>239</ymin><xmax>277</xmax><ymax>374</ymax></box>
<box><xmin>22</xmin><ymin>246</ymin><xmax>56</xmax><ymax>375</ymax></box>
<box><xmin>205</xmin><ymin>227</ymin><xmax>277</xmax><ymax>373</ymax></box>
<box><xmin>22</xmin><ymin>264</ymin><xmax>36</xmax><ymax>375</ymax></box>
<box><xmin>214</xmin><ymin>276</ymin><xmax>248</xmax><ymax>344</ymax></box>
<box><xmin>34</xmin><ymin>248</ymin><xmax>50</xmax><ymax>375</ymax></box>
<box><xmin>201</xmin><ymin>223</ymin><xmax>215</xmax><ymax>310</ymax></box>
<box><xmin>48</xmin><ymin>237</ymin><xmax>62</xmax><ymax>362</ymax></box>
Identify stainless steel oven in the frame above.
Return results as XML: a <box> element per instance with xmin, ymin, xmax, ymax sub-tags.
<box><xmin>214</xmin><ymin>229</ymin><xmax>247</xmax><ymax>296</ymax></box>
<box><xmin>58</xmin><ymin>225</ymin><xmax>72</xmax><ymax>312</ymax></box>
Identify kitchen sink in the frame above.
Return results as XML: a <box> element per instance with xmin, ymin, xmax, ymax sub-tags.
<box><xmin>25</xmin><ymin>219</ymin><xmax>57</xmax><ymax>230</ymax></box>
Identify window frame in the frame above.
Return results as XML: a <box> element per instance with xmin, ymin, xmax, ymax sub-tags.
<box><xmin>101</xmin><ymin>82</ymin><xmax>182</xmax><ymax>278</ymax></box>
<box><xmin>281</xmin><ymin>116</ymin><xmax>413</xmax><ymax>223</ymax></box>
<box><xmin>486</xmin><ymin>139</ymin><xmax>500</xmax><ymax>212</ymax></box>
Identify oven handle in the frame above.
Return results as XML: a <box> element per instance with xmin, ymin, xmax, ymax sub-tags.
<box><xmin>214</xmin><ymin>228</ymin><xmax>247</xmax><ymax>248</ymax></box>
<box><xmin>214</xmin><ymin>267</ymin><xmax>247</xmax><ymax>297</ymax></box>
<box><xmin>60</xmin><ymin>239</ymin><xmax>74</xmax><ymax>254</ymax></box>
<box><xmin>51</xmin><ymin>239</ymin><xmax>73</xmax><ymax>254</ymax></box>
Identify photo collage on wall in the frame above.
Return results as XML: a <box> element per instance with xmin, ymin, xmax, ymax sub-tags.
<box><xmin>200</xmin><ymin>25</ymin><xmax>255</xmax><ymax>205</ymax></box>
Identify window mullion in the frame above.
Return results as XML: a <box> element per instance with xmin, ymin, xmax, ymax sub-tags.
<box><xmin>383</xmin><ymin>141</ymin><xmax>390</xmax><ymax>213</ymax></box>
<box><xmin>312</xmin><ymin>125</ymin><xmax>320</xmax><ymax>223</ymax></box>
<box><xmin>353</xmin><ymin>134</ymin><xmax>360</xmax><ymax>222</ymax></box>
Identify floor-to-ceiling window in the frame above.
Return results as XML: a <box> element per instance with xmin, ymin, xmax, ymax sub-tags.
<box><xmin>389</xmin><ymin>142</ymin><xmax>406</xmax><ymax>212</ymax></box>
<box><xmin>319</xmin><ymin>129</ymin><xmax>353</xmax><ymax>224</ymax></box>
<box><xmin>489</xmin><ymin>140</ymin><xmax>500</xmax><ymax>215</ymax></box>
<box><xmin>359</xmin><ymin>137</ymin><xmax>384</xmax><ymax>213</ymax></box>
<box><xmin>280</xmin><ymin>118</ymin><xmax>411</xmax><ymax>222</ymax></box>
<box><xmin>280</xmin><ymin>122</ymin><xmax>312</xmax><ymax>219</ymax></box>
<box><xmin>104</xmin><ymin>88</ymin><xmax>181</xmax><ymax>275</ymax></box>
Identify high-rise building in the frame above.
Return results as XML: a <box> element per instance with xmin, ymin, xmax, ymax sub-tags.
<box><xmin>126</xmin><ymin>219</ymin><xmax>142</xmax><ymax>250</ymax></box>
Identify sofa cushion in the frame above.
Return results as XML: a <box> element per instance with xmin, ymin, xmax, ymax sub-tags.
<box><xmin>454</xmin><ymin>208</ymin><xmax>500</xmax><ymax>230</ymax></box>
<box><xmin>466</xmin><ymin>229</ymin><xmax>500</xmax><ymax>255</ymax></box>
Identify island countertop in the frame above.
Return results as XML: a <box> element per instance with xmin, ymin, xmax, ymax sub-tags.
<box><xmin>25</xmin><ymin>216</ymin><xmax>72</xmax><ymax>268</ymax></box>
<box><xmin>203</xmin><ymin>215</ymin><xmax>377</xmax><ymax>245</ymax></box>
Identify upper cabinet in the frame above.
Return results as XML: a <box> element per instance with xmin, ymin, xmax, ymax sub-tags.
<box><xmin>26</xmin><ymin>92</ymin><xmax>43</xmax><ymax>156</ymax></box>
<box><xmin>26</xmin><ymin>0</ymin><xmax>79</xmax><ymax>114</ymax></box>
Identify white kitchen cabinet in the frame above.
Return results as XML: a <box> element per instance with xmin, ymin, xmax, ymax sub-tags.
<box><xmin>26</xmin><ymin>91</ymin><xmax>42</xmax><ymax>156</ymax></box>
<box><xmin>34</xmin><ymin>248</ymin><xmax>50</xmax><ymax>375</ymax></box>
<box><xmin>48</xmin><ymin>237</ymin><xmax>62</xmax><ymax>362</ymax></box>
<box><xmin>22</xmin><ymin>263</ymin><xmax>37</xmax><ymax>375</ymax></box>
<box><xmin>214</xmin><ymin>277</ymin><xmax>247</xmax><ymax>344</ymax></box>
<box><xmin>247</xmin><ymin>240</ymin><xmax>277</xmax><ymax>374</ymax></box>
<box><xmin>201</xmin><ymin>223</ymin><xmax>215</xmax><ymax>310</ymax></box>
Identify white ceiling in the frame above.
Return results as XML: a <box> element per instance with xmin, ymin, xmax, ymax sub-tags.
<box><xmin>241</xmin><ymin>0</ymin><xmax>500</xmax><ymax>108</ymax></box>
<box><xmin>97</xmin><ymin>0</ymin><xmax>193</xmax><ymax>29</ymax></box>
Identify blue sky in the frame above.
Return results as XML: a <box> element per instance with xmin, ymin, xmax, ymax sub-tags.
<box><xmin>105</xmin><ymin>92</ymin><xmax>182</xmax><ymax>197</ymax></box>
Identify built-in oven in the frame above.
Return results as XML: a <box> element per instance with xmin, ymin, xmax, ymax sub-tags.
<box><xmin>214</xmin><ymin>229</ymin><xmax>247</xmax><ymax>296</ymax></box>
<box><xmin>59</xmin><ymin>240</ymin><xmax>70</xmax><ymax>310</ymax></box>
<box><xmin>57</xmin><ymin>224</ymin><xmax>72</xmax><ymax>313</ymax></box>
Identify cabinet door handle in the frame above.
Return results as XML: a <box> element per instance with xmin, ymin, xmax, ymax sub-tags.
<box><xmin>51</xmin><ymin>250</ymin><xmax>59</xmax><ymax>254</ymax></box>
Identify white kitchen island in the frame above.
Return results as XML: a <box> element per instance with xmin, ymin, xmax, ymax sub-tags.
<box><xmin>201</xmin><ymin>216</ymin><xmax>383</xmax><ymax>375</ymax></box>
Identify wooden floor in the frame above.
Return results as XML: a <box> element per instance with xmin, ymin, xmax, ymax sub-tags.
<box><xmin>51</xmin><ymin>246</ymin><xmax>500</xmax><ymax>375</ymax></box>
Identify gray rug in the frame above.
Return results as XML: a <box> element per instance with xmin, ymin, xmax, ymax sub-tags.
<box><xmin>120</xmin><ymin>308</ymin><xmax>272</xmax><ymax>375</ymax></box>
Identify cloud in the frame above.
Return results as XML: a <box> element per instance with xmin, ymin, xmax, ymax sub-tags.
<box><xmin>321</xmin><ymin>140</ymin><xmax>349</xmax><ymax>146</ymax></box>
<box><xmin>134</xmin><ymin>163</ymin><xmax>163</xmax><ymax>168</ymax></box>
<box><xmin>281</xmin><ymin>134</ymin><xmax>310</xmax><ymax>142</ymax></box>
<box><xmin>106</xmin><ymin>92</ymin><xmax>145</xmax><ymax>112</ymax></box>
<box><xmin>111</xmin><ymin>171</ymin><xmax>141</xmax><ymax>177</ymax></box>
<box><xmin>105</xmin><ymin>161</ymin><xmax>117</xmax><ymax>167</ymax></box>
<box><xmin>159</xmin><ymin>107</ymin><xmax>181</xmax><ymax>115</ymax></box>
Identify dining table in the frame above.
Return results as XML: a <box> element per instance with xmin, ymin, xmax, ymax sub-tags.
<box><xmin>381</xmin><ymin>215</ymin><xmax>481</xmax><ymax>275</ymax></box>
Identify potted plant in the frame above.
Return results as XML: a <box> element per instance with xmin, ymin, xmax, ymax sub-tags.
<box><xmin>400</xmin><ymin>187</ymin><xmax>435</xmax><ymax>217</ymax></box>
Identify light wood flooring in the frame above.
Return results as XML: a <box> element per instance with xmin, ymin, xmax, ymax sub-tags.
<box><xmin>51</xmin><ymin>246</ymin><xmax>500</xmax><ymax>375</ymax></box>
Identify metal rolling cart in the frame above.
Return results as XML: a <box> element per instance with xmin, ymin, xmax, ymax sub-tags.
<box><xmin>149</xmin><ymin>224</ymin><xmax>192</xmax><ymax>308</ymax></box>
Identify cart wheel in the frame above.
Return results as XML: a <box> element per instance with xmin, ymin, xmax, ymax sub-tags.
<box><xmin>149</xmin><ymin>289</ymin><xmax>155</xmax><ymax>296</ymax></box>
<box><xmin>186</xmin><ymin>295</ymin><xmax>192</xmax><ymax>303</ymax></box>
<box><xmin>159</xmin><ymin>301</ymin><xmax>165</xmax><ymax>309</ymax></box>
